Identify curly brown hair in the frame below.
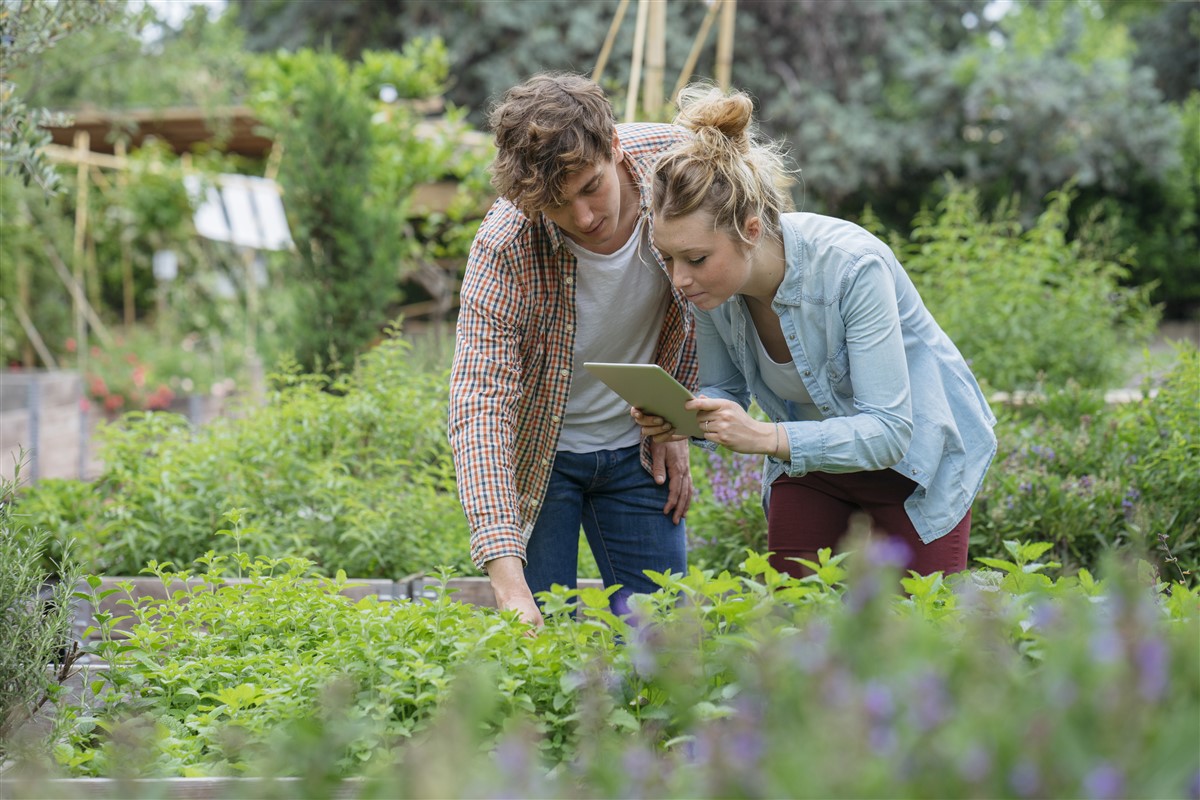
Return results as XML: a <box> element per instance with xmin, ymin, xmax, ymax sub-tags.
<box><xmin>487</xmin><ymin>73</ymin><xmax>617</xmax><ymax>213</ymax></box>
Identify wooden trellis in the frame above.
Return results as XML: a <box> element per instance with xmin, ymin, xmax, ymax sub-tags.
<box><xmin>593</xmin><ymin>0</ymin><xmax>738</xmax><ymax>122</ymax></box>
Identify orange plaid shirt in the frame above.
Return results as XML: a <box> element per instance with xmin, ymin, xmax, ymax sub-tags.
<box><xmin>449</xmin><ymin>122</ymin><xmax>698</xmax><ymax>571</ymax></box>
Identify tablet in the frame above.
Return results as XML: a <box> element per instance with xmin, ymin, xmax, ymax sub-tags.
<box><xmin>583</xmin><ymin>362</ymin><xmax>704</xmax><ymax>438</ymax></box>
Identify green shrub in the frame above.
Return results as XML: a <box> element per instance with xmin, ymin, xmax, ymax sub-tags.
<box><xmin>893</xmin><ymin>183</ymin><xmax>1158</xmax><ymax>392</ymax></box>
<box><xmin>976</xmin><ymin>345</ymin><xmax>1199</xmax><ymax>579</ymax></box>
<box><xmin>16</xmin><ymin>326</ymin><xmax>471</xmax><ymax>579</ymax></box>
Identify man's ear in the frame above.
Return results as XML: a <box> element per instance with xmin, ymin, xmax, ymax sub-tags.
<box><xmin>612</xmin><ymin>130</ymin><xmax>623</xmax><ymax>162</ymax></box>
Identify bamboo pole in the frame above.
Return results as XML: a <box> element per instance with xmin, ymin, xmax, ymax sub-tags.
<box><xmin>115</xmin><ymin>140</ymin><xmax>135</xmax><ymax>328</ymax></box>
<box><xmin>672</xmin><ymin>0</ymin><xmax>722</xmax><ymax>101</ymax></box>
<box><xmin>643</xmin><ymin>0</ymin><xmax>667</xmax><ymax>119</ymax></box>
<box><xmin>593</xmin><ymin>0</ymin><xmax>631</xmax><ymax>85</ymax></box>
<box><xmin>715</xmin><ymin>0</ymin><xmax>736</xmax><ymax>90</ymax></box>
<box><xmin>624</xmin><ymin>0</ymin><xmax>650</xmax><ymax>123</ymax></box>
<box><xmin>72</xmin><ymin>131</ymin><xmax>91</xmax><ymax>374</ymax></box>
<box><xmin>12</xmin><ymin>303</ymin><xmax>59</xmax><ymax>370</ymax></box>
<box><xmin>42</xmin><ymin>142</ymin><xmax>126</xmax><ymax>170</ymax></box>
<box><xmin>16</xmin><ymin>254</ymin><xmax>33</xmax><ymax>366</ymax></box>
<box><xmin>41</xmin><ymin>238</ymin><xmax>114</xmax><ymax>347</ymax></box>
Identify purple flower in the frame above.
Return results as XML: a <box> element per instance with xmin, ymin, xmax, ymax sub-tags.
<box><xmin>1135</xmin><ymin>636</ymin><xmax>1168</xmax><ymax>702</ymax></box>
<box><xmin>1020</xmin><ymin>481</ymin><xmax>1033</xmax><ymax>494</ymax></box>
<box><xmin>1121</xmin><ymin>488</ymin><xmax>1141</xmax><ymax>518</ymax></box>
<box><xmin>911</xmin><ymin>672</ymin><xmax>949</xmax><ymax>731</ymax></box>
<box><xmin>1078</xmin><ymin>474</ymin><xmax>1093</xmax><ymax>491</ymax></box>
<box><xmin>958</xmin><ymin>743</ymin><xmax>992</xmax><ymax>783</ymax></box>
<box><xmin>863</xmin><ymin>681</ymin><xmax>894</xmax><ymax>721</ymax></box>
<box><xmin>621</xmin><ymin>746</ymin><xmax>656</xmax><ymax>793</ymax></box>
<box><xmin>1089</xmin><ymin>627</ymin><xmax>1123</xmax><ymax>664</ymax></box>
<box><xmin>865</xmin><ymin>537</ymin><xmax>911</xmax><ymax>570</ymax></box>
<box><xmin>1030</xmin><ymin>600</ymin><xmax>1061</xmax><ymax>631</ymax></box>
<box><xmin>790</xmin><ymin>620</ymin><xmax>831</xmax><ymax>673</ymax></box>
<box><xmin>1083</xmin><ymin>762</ymin><xmax>1125</xmax><ymax>800</ymax></box>
<box><xmin>1030</xmin><ymin>445</ymin><xmax>1056</xmax><ymax>461</ymax></box>
<box><xmin>1009</xmin><ymin>759</ymin><xmax>1041</xmax><ymax>797</ymax></box>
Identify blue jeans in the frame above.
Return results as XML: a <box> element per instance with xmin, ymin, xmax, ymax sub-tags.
<box><xmin>525</xmin><ymin>444</ymin><xmax>686</xmax><ymax>612</ymax></box>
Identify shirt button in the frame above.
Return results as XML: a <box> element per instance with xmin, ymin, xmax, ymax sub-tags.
<box><xmin>788</xmin><ymin>334</ymin><xmax>796</xmax><ymax>340</ymax></box>
<box><xmin>565</xmin><ymin>277</ymin><xmax>574</xmax><ymax>285</ymax></box>
<box><xmin>560</xmin><ymin>368</ymin><xmax>569</xmax><ymax>377</ymax></box>
<box><xmin>804</xmin><ymin>370</ymin><xmax>812</xmax><ymax>376</ymax></box>
<box><xmin>541</xmin><ymin>458</ymin><xmax>549</xmax><ymax>466</ymax></box>
<box><xmin>821</xmin><ymin>405</ymin><xmax>830</xmax><ymax>412</ymax></box>
<box><xmin>551</xmin><ymin>415</ymin><xmax>561</xmax><ymax>423</ymax></box>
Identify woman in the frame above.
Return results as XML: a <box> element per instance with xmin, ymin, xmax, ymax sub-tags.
<box><xmin>635</xmin><ymin>85</ymin><xmax>997</xmax><ymax>577</ymax></box>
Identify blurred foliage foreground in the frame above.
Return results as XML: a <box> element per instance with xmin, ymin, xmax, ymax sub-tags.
<box><xmin>3</xmin><ymin>540</ymin><xmax>1197</xmax><ymax>798</ymax></box>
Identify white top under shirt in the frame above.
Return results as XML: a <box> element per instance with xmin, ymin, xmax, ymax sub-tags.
<box><xmin>560</xmin><ymin>217</ymin><xmax>669</xmax><ymax>452</ymax></box>
<box><xmin>749</xmin><ymin>318</ymin><xmax>816</xmax><ymax>406</ymax></box>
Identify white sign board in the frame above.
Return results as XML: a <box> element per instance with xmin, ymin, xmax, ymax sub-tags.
<box><xmin>185</xmin><ymin>174</ymin><xmax>293</xmax><ymax>251</ymax></box>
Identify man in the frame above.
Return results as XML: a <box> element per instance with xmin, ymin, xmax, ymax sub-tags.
<box><xmin>448</xmin><ymin>73</ymin><xmax>696</xmax><ymax>626</ymax></box>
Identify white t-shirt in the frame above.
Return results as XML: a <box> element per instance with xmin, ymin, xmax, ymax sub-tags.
<box><xmin>559</xmin><ymin>217</ymin><xmax>669</xmax><ymax>452</ymax></box>
<box><xmin>749</xmin><ymin>317</ymin><xmax>819</xmax><ymax>416</ymax></box>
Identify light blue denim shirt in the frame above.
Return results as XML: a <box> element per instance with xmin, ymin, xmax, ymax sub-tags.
<box><xmin>696</xmin><ymin>212</ymin><xmax>997</xmax><ymax>543</ymax></box>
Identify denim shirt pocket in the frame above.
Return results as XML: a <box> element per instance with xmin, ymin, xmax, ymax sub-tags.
<box><xmin>827</xmin><ymin>344</ymin><xmax>854</xmax><ymax>399</ymax></box>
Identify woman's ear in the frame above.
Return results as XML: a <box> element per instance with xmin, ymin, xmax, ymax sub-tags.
<box><xmin>745</xmin><ymin>215</ymin><xmax>763</xmax><ymax>243</ymax></box>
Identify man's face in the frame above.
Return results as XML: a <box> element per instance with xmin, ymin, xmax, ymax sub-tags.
<box><xmin>540</xmin><ymin>143</ymin><xmax>626</xmax><ymax>253</ymax></box>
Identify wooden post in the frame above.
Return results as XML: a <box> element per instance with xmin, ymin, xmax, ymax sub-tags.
<box><xmin>72</xmin><ymin>131</ymin><xmax>90</xmax><ymax>375</ymax></box>
<box><xmin>115</xmin><ymin>140</ymin><xmax>135</xmax><ymax>328</ymax></box>
<box><xmin>593</xmin><ymin>0</ymin><xmax>631</xmax><ymax>85</ymax></box>
<box><xmin>672</xmin><ymin>0</ymin><xmax>722</xmax><ymax>101</ymax></box>
<box><xmin>16</xmin><ymin>249</ymin><xmax>32</xmax><ymax>366</ymax></box>
<box><xmin>624</xmin><ymin>0</ymin><xmax>650</xmax><ymax>123</ymax></box>
<box><xmin>715</xmin><ymin>0</ymin><xmax>737</xmax><ymax>90</ymax></box>
<box><xmin>643</xmin><ymin>0</ymin><xmax>667</xmax><ymax>119</ymax></box>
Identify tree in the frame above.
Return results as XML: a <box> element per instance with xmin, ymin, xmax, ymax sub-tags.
<box><xmin>0</xmin><ymin>0</ymin><xmax>119</xmax><ymax>192</ymax></box>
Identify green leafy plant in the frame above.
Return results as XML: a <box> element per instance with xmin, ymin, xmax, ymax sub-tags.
<box><xmin>0</xmin><ymin>459</ymin><xmax>84</xmax><ymax>761</ymax></box>
<box><xmin>25</xmin><ymin>537</ymin><xmax>1196</xmax><ymax>800</ymax></box>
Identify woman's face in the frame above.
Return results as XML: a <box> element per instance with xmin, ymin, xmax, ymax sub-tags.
<box><xmin>653</xmin><ymin>211</ymin><xmax>755</xmax><ymax>310</ymax></box>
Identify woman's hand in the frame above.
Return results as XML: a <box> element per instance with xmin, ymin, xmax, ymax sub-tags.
<box><xmin>685</xmin><ymin>397</ymin><xmax>777</xmax><ymax>456</ymax></box>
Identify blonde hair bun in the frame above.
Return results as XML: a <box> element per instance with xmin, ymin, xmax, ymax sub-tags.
<box><xmin>674</xmin><ymin>84</ymin><xmax>754</xmax><ymax>153</ymax></box>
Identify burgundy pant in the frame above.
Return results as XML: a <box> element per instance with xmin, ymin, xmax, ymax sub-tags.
<box><xmin>767</xmin><ymin>469</ymin><xmax>970</xmax><ymax>578</ymax></box>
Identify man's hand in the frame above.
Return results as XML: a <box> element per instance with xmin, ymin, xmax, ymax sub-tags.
<box><xmin>651</xmin><ymin>437</ymin><xmax>693</xmax><ymax>524</ymax></box>
<box><xmin>485</xmin><ymin>555</ymin><xmax>543</xmax><ymax>630</ymax></box>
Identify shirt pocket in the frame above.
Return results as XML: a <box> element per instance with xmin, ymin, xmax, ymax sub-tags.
<box><xmin>827</xmin><ymin>344</ymin><xmax>854</xmax><ymax>399</ymax></box>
